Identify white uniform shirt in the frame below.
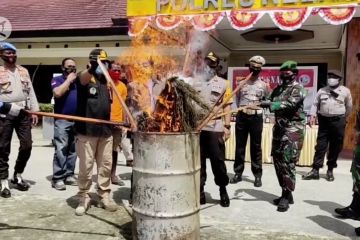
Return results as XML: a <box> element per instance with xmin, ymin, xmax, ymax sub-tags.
<box><xmin>310</xmin><ymin>85</ymin><xmax>352</xmax><ymax>117</ymax></box>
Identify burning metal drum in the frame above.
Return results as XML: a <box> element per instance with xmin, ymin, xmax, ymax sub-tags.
<box><xmin>132</xmin><ymin>132</ymin><xmax>201</xmax><ymax>240</ymax></box>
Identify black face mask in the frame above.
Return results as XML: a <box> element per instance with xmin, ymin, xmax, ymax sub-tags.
<box><xmin>63</xmin><ymin>66</ymin><xmax>76</xmax><ymax>75</ymax></box>
<box><xmin>1</xmin><ymin>55</ymin><xmax>17</xmax><ymax>64</ymax></box>
<box><xmin>280</xmin><ymin>72</ymin><xmax>295</xmax><ymax>83</ymax></box>
<box><xmin>249</xmin><ymin>67</ymin><xmax>261</xmax><ymax>77</ymax></box>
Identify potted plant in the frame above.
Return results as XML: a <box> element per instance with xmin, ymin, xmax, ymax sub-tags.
<box><xmin>39</xmin><ymin>103</ymin><xmax>54</xmax><ymax>140</ymax></box>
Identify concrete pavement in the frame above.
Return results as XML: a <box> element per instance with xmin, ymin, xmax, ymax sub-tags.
<box><xmin>0</xmin><ymin>128</ymin><xmax>359</xmax><ymax>240</ymax></box>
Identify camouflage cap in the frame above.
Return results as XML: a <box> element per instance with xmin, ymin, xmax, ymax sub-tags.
<box><xmin>280</xmin><ymin>60</ymin><xmax>298</xmax><ymax>72</ymax></box>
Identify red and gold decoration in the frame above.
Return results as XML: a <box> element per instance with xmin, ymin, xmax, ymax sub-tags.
<box><xmin>319</xmin><ymin>6</ymin><xmax>356</xmax><ymax>25</ymax></box>
<box><xmin>227</xmin><ymin>10</ymin><xmax>264</xmax><ymax>31</ymax></box>
<box><xmin>269</xmin><ymin>8</ymin><xmax>312</xmax><ymax>31</ymax></box>
<box><xmin>127</xmin><ymin>5</ymin><xmax>357</xmax><ymax>36</ymax></box>
<box><xmin>191</xmin><ymin>12</ymin><xmax>225</xmax><ymax>31</ymax></box>
<box><xmin>128</xmin><ymin>17</ymin><xmax>151</xmax><ymax>37</ymax></box>
<box><xmin>156</xmin><ymin>15</ymin><xmax>183</xmax><ymax>30</ymax></box>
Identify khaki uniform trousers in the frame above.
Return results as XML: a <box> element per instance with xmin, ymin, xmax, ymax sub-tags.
<box><xmin>75</xmin><ymin>134</ymin><xmax>113</xmax><ymax>199</ymax></box>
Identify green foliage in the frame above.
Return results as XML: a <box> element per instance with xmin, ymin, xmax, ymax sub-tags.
<box><xmin>39</xmin><ymin>103</ymin><xmax>54</xmax><ymax>113</ymax></box>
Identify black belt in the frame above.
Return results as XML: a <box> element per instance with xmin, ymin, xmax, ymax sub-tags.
<box><xmin>318</xmin><ymin>114</ymin><xmax>345</xmax><ymax>121</ymax></box>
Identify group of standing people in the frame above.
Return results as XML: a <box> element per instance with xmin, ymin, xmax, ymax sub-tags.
<box><xmin>198</xmin><ymin>51</ymin><xmax>355</xmax><ymax>216</ymax></box>
<box><xmin>0</xmin><ymin>40</ymin><xmax>359</xmax><ymax>236</ymax></box>
<box><xmin>0</xmin><ymin>42</ymin><xmax>134</xmax><ymax>216</ymax></box>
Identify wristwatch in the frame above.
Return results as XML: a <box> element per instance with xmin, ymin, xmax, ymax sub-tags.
<box><xmin>224</xmin><ymin>124</ymin><xmax>231</xmax><ymax>130</ymax></box>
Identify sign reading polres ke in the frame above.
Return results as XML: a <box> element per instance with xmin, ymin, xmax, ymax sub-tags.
<box><xmin>0</xmin><ymin>17</ymin><xmax>12</xmax><ymax>41</ymax></box>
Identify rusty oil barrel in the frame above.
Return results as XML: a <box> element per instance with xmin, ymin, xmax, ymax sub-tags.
<box><xmin>132</xmin><ymin>132</ymin><xmax>200</xmax><ymax>240</ymax></box>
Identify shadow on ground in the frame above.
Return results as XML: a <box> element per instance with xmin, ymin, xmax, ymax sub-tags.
<box><xmin>304</xmin><ymin>200</ymin><xmax>345</xmax><ymax>217</ymax></box>
<box><xmin>307</xmin><ymin>215</ymin><xmax>356</xmax><ymax>238</ymax></box>
<box><xmin>0</xmin><ymin>222</ymin><xmax>114</xmax><ymax>237</ymax></box>
<box><xmin>234</xmin><ymin>188</ymin><xmax>278</xmax><ymax>205</ymax></box>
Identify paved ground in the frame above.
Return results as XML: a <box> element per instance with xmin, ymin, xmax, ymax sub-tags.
<box><xmin>0</xmin><ymin>128</ymin><xmax>359</xmax><ymax>240</ymax></box>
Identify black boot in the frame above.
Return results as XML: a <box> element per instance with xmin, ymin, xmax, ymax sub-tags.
<box><xmin>254</xmin><ymin>177</ymin><xmax>262</xmax><ymax>187</ymax></box>
<box><xmin>200</xmin><ymin>186</ymin><xmax>206</xmax><ymax>205</ymax></box>
<box><xmin>273</xmin><ymin>190</ymin><xmax>294</xmax><ymax>205</ymax></box>
<box><xmin>229</xmin><ymin>174</ymin><xmax>242</xmax><ymax>184</ymax></box>
<box><xmin>277</xmin><ymin>190</ymin><xmax>291</xmax><ymax>212</ymax></box>
<box><xmin>302</xmin><ymin>169</ymin><xmax>320</xmax><ymax>180</ymax></box>
<box><xmin>219</xmin><ymin>186</ymin><xmax>230</xmax><ymax>207</ymax></box>
<box><xmin>326</xmin><ymin>169</ymin><xmax>334</xmax><ymax>182</ymax></box>
<box><xmin>355</xmin><ymin>227</ymin><xmax>360</xmax><ymax>236</ymax></box>
<box><xmin>11</xmin><ymin>173</ymin><xmax>30</xmax><ymax>191</ymax></box>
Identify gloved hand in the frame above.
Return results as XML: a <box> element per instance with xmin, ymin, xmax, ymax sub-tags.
<box><xmin>8</xmin><ymin>104</ymin><xmax>25</xmax><ymax>117</ymax></box>
<box><xmin>259</xmin><ymin>100</ymin><xmax>272</xmax><ymax>109</ymax></box>
<box><xmin>329</xmin><ymin>90</ymin><xmax>339</xmax><ymax>98</ymax></box>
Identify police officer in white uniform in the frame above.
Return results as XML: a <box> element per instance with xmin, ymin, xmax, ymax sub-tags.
<box><xmin>230</xmin><ymin>56</ymin><xmax>269</xmax><ymax>187</ymax></box>
<box><xmin>195</xmin><ymin>52</ymin><xmax>232</xmax><ymax>207</ymax></box>
<box><xmin>303</xmin><ymin>70</ymin><xmax>352</xmax><ymax>181</ymax></box>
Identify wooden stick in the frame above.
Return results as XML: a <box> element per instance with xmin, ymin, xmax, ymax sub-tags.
<box><xmin>28</xmin><ymin>111</ymin><xmax>130</xmax><ymax>127</ymax></box>
<box><xmin>212</xmin><ymin>104</ymin><xmax>261</xmax><ymax>119</ymax></box>
<box><xmin>97</xmin><ymin>59</ymin><xmax>138</xmax><ymax>131</ymax></box>
<box><xmin>196</xmin><ymin>72</ymin><xmax>253</xmax><ymax>131</ymax></box>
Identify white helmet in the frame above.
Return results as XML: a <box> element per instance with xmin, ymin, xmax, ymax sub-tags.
<box><xmin>249</xmin><ymin>55</ymin><xmax>266</xmax><ymax>67</ymax></box>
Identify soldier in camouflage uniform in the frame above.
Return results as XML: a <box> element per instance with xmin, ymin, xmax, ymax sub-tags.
<box><xmin>335</xmin><ymin>110</ymin><xmax>360</xmax><ymax>235</ymax></box>
<box><xmin>260</xmin><ymin>60</ymin><xmax>306</xmax><ymax>212</ymax></box>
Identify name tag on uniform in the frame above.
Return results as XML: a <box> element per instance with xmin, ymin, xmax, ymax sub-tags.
<box><xmin>211</xmin><ymin>83</ymin><xmax>223</xmax><ymax>95</ymax></box>
<box><xmin>89</xmin><ymin>87</ymin><xmax>97</xmax><ymax>96</ymax></box>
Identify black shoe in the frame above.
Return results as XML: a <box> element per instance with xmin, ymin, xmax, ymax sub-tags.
<box><xmin>335</xmin><ymin>206</ymin><xmax>360</xmax><ymax>220</ymax></box>
<box><xmin>355</xmin><ymin>227</ymin><xmax>360</xmax><ymax>236</ymax></box>
<box><xmin>326</xmin><ymin>170</ymin><xmax>335</xmax><ymax>182</ymax></box>
<box><xmin>11</xmin><ymin>175</ymin><xmax>30</xmax><ymax>191</ymax></box>
<box><xmin>254</xmin><ymin>177</ymin><xmax>262</xmax><ymax>187</ymax></box>
<box><xmin>200</xmin><ymin>192</ymin><xmax>206</xmax><ymax>205</ymax></box>
<box><xmin>0</xmin><ymin>188</ymin><xmax>11</xmax><ymax>198</ymax></box>
<box><xmin>230</xmin><ymin>174</ymin><xmax>242</xmax><ymax>184</ymax></box>
<box><xmin>277</xmin><ymin>197</ymin><xmax>289</xmax><ymax>212</ymax></box>
<box><xmin>302</xmin><ymin>169</ymin><xmax>319</xmax><ymax>180</ymax></box>
<box><xmin>219</xmin><ymin>187</ymin><xmax>230</xmax><ymax>207</ymax></box>
<box><xmin>273</xmin><ymin>191</ymin><xmax>294</xmax><ymax>205</ymax></box>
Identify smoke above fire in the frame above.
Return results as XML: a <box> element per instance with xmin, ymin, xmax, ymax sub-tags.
<box><xmin>118</xmin><ymin>24</ymin><xmax>214</xmax><ymax>132</ymax></box>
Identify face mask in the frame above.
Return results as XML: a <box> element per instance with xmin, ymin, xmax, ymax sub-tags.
<box><xmin>109</xmin><ymin>70</ymin><xmax>121</xmax><ymax>81</ymax></box>
<box><xmin>204</xmin><ymin>65</ymin><xmax>216</xmax><ymax>79</ymax></box>
<box><xmin>280</xmin><ymin>72</ymin><xmax>295</xmax><ymax>83</ymax></box>
<box><xmin>64</xmin><ymin>66</ymin><xmax>76</xmax><ymax>75</ymax></box>
<box><xmin>249</xmin><ymin>67</ymin><xmax>261</xmax><ymax>77</ymax></box>
<box><xmin>1</xmin><ymin>55</ymin><xmax>17</xmax><ymax>64</ymax></box>
<box><xmin>327</xmin><ymin>78</ymin><xmax>339</xmax><ymax>87</ymax></box>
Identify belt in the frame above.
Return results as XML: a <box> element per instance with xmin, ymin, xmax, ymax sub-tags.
<box><xmin>240</xmin><ymin>108</ymin><xmax>263</xmax><ymax>115</ymax></box>
<box><xmin>318</xmin><ymin>114</ymin><xmax>345</xmax><ymax>120</ymax></box>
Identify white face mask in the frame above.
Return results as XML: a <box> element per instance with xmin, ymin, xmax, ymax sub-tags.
<box><xmin>327</xmin><ymin>78</ymin><xmax>339</xmax><ymax>87</ymax></box>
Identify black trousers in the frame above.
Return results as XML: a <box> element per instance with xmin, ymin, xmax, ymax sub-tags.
<box><xmin>0</xmin><ymin>114</ymin><xmax>32</xmax><ymax>180</ymax></box>
<box><xmin>312</xmin><ymin>114</ymin><xmax>346</xmax><ymax>170</ymax></box>
<box><xmin>351</xmin><ymin>192</ymin><xmax>360</xmax><ymax>215</ymax></box>
<box><xmin>200</xmin><ymin>131</ymin><xmax>229</xmax><ymax>189</ymax></box>
<box><xmin>234</xmin><ymin>112</ymin><xmax>263</xmax><ymax>177</ymax></box>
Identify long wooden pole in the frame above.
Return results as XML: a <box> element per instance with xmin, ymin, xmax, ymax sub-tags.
<box><xmin>212</xmin><ymin>104</ymin><xmax>261</xmax><ymax>119</ymax></box>
<box><xmin>97</xmin><ymin>59</ymin><xmax>138</xmax><ymax>131</ymax></box>
<box><xmin>196</xmin><ymin>72</ymin><xmax>253</xmax><ymax>131</ymax></box>
<box><xmin>28</xmin><ymin>111</ymin><xmax>130</xmax><ymax>127</ymax></box>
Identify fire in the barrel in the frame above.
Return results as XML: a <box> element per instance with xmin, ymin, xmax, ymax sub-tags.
<box><xmin>138</xmin><ymin>77</ymin><xmax>210</xmax><ymax>133</ymax></box>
